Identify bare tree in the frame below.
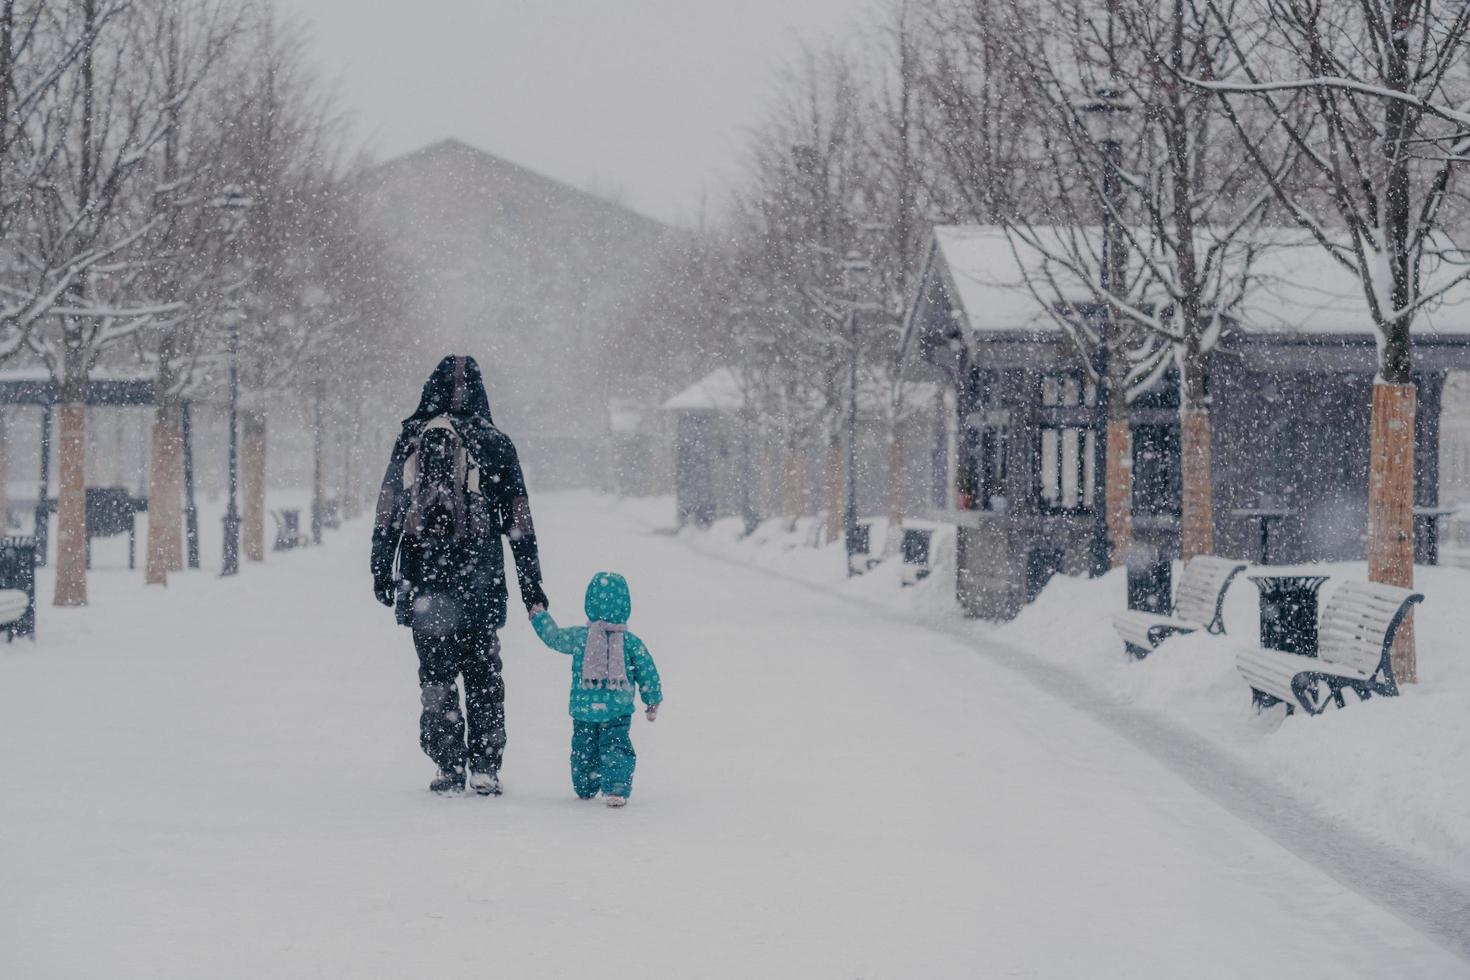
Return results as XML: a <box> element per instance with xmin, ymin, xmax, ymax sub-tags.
<box><xmin>8</xmin><ymin>0</ymin><xmax>231</xmax><ymax>605</ymax></box>
<box><xmin>1190</xmin><ymin>0</ymin><xmax>1470</xmax><ymax>681</ymax></box>
<box><xmin>933</xmin><ymin>0</ymin><xmax>1288</xmax><ymax>563</ymax></box>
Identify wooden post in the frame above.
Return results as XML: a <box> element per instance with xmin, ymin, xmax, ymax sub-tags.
<box><xmin>53</xmin><ymin>402</ymin><xmax>87</xmax><ymax>606</ymax></box>
<box><xmin>886</xmin><ymin>422</ymin><xmax>905</xmax><ymax>554</ymax></box>
<box><xmin>1368</xmin><ymin>381</ymin><xmax>1417</xmax><ymax>682</ymax></box>
<box><xmin>241</xmin><ymin>409</ymin><xmax>266</xmax><ymax>562</ymax></box>
<box><xmin>824</xmin><ymin>425</ymin><xmax>843</xmax><ymax>545</ymax></box>
<box><xmin>166</xmin><ymin>410</ymin><xmax>185</xmax><ymax>572</ymax></box>
<box><xmin>145</xmin><ymin>404</ymin><xmax>185</xmax><ymax>584</ymax></box>
<box><xmin>145</xmin><ymin>416</ymin><xmax>169</xmax><ymax>585</ymax></box>
<box><xmin>782</xmin><ymin>429</ymin><xmax>803</xmax><ymax>524</ymax></box>
<box><xmin>1105</xmin><ymin>419</ymin><xmax>1132</xmax><ymax>566</ymax></box>
<box><xmin>0</xmin><ymin>410</ymin><xmax>9</xmax><ymax>531</ymax></box>
<box><xmin>1180</xmin><ymin>407</ymin><xmax>1215</xmax><ymax>560</ymax></box>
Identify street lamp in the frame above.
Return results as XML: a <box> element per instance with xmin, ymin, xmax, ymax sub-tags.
<box><xmin>841</xmin><ymin>249</ymin><xmax>871</xmax><ymax>577</ymax></box>
<box><xmin>1077</xmin><ymin>87</ymin><xmax>1133</xmax><ymax>576</ymax></box>
<box><xmin>210</xmin><ymin>183</ymin><xmax>253</xmax><ymax>577</ymax></box>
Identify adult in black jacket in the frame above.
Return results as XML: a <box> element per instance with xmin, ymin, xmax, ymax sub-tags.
<box><xmin>371</xmin><ymin>355</ymin><xmax>548</xmax><ymax>794</ymax></box>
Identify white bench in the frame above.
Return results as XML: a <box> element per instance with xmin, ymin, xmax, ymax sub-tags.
<box><xmin>0</xmin><ymin>589</ymin><xmax>28</xmax><ymax>632</ymax></box>
<box><xmin>1235</xmin><ymin>580</ymin><xmax>1422</xmax><ymax>715</ymax></box>
<box><xmin>1112</xmin><ymin>555</ymin><xmax>1247</xmax><ymax>658</ymax></box>
<box><xmin>0</xmin><ymin>535</ymin><xmax>36</xmax><ymax>641</ymax></box>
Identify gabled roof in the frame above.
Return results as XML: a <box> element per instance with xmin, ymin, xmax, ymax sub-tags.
<box><xmin>360</xmin><ymin>138</ymin><xmax>668</xmax><ymax>233</ymax></box>
<box><xmin>662</xmin><ymin>368</ymin><xmax>748</xmax><ymax>413</ymax></box>
<box><xmin>917</xmin><ymin>224</ymin><xmax>1470</xmax><ymax>339</ymax></box>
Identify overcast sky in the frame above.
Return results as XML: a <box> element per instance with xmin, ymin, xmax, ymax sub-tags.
<box><xmin>287</xmin><ymin>0</ymin><xmax>873</xmax><ymax>225</ymax></box>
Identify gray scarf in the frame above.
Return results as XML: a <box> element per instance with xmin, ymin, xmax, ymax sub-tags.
<box><xmin>581</xmin><ymin>621</ymin><xmax>629</xmax><ymax>690</ymax></box>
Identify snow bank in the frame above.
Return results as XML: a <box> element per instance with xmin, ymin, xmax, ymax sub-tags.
<box><xmin>648</xmin><ymin>494</ymin><xmax>1470</xmax><ymax>882</ymax></box>
<box><xmin>1000</xmin><ymin>561</ymin><xmax>1470</xmax><ymax>880</ymax></box>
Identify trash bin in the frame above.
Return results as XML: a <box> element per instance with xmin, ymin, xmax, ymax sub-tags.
<box><xmin>846</xmin><ymin>521</ymin><xmax>875</xmax><ymax>576</ymax></box>
<box><xmin>1124</xmin><ymin>545</ymin><xmax>1172</xmax><ymax>615</ymax></box>
<box><xmin>1248</xmin><ymin>575</ymin><xmax>1330</xmax><ymax>656</ymax></box>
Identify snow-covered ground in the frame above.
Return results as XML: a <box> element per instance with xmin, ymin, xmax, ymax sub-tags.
<box><xmin>2</xmin><ymin>492</ymin><xmax>1468</xmax><ymax>978</ymax></box>
<box><xmin>681</xmin><ymin>505</ymin><xmax>1470</xmax><ymax>885</ymax></box>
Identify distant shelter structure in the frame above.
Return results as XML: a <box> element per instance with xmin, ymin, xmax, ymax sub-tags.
<box><xmin>661</xmin><ymin>367</ymin><xmax>942</xmax><ymax>532</ymax></box>
<box><xmin>899</xmin><ymin>226</ymin><xmax>1470</xmax><ymax>620</ymax></box>
<box><xmin>0</xmin><ymin>369</ymin><xmax>194</xmax><ymax>567</ymax></box>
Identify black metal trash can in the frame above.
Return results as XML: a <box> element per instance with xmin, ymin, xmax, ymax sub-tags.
<box><xmin>1248</xmin><ymin>575</ymin><xmax>1330</xmax><ymax>656</ymax></box>
<box><xmin>1124</xmin><ymin>545</ymin><xmax>1172</xmax><ymax>615</ymax></box>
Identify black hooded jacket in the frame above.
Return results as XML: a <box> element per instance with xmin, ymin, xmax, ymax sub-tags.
<box><xmin>371</xmin><ymin>355</ymin><xmax>547</xmax><ymax>633</ymax></box>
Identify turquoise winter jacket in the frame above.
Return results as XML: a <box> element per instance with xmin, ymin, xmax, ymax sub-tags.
<box><xmin>532</xmin><ymin>572</ymin><xmax>662</xmax><ymax>723</ymax></box>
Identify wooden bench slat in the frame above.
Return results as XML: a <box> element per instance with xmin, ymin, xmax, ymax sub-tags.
<box><xmin>1113</xmin><ymin>556</ymin><xmax>1246</xmax><ymax>658</ymax></box>
<box><xmin>1234</xmin><ymin>579</ymin><xmax>1421</xmax><ymax>715</ymax></box>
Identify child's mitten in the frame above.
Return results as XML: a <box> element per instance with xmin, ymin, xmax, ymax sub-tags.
<box><xmin>645</xmin><ymin>704</ymin><xmax>659</xmax><ymax>722</ymax></box>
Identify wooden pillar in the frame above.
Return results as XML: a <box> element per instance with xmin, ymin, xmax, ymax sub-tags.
<box><xmin>823</xmin><ymin>424</ymin><xmax>843</xmax><ymax>544</ymax></box>
<box><xmin>53</xmin><ymin>402</ymin><xmax>87</xmax><ymax>606</ymax></box>
<box><xmin>241</xmin><ymin>409</ymin><xmax>266</xmax><ymax>562</ymax></box>
<box><xmin>0</xmin><ymin>410</ymin><xmax>9</xmax><ymax>531</ymax></box>
<box><xmin>1180</xmin><ymin>407</ymin><xmax>1215</xmax><ymax>559</ymax></box>
<box><xmin>144</xmin><ymin>404</ymin><xmax>184</xmax><ymax>584</ymax></box>
<box><xmin>1368</xmin><ymin>381</ymin><xmax>1417</xmax><ymax>683</ymax></box>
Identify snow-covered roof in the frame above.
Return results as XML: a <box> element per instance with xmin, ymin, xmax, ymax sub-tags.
<box><xmin>929</xmin><ymin>225</ymin><xmax>1470</xmax><ymax>338</ymax></box>
<box><xmin>662</xmin><ymin>368</ymin><xmax>748</xmax><ymax>413</ymax></box>
<box><xmin>0</xmin><ymin>367</ymin><xmax>154</xmax><ymax>383</ymax></box>
<box><xmin>664</xmin><ymin>367</ymin><xmax>938</xmax><ymax>417</ymax></box>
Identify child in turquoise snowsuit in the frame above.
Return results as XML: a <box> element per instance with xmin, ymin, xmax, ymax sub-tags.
<box><xmin>531</xmin><ymin>572</ymin><xmax>662</xmax><ymax>806</ymax></box>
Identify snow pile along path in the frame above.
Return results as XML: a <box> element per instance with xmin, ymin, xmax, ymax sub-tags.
<box><xmin>2</xmin><ymin>492</ymin><xmax>1466</xmax><ymax>978</ymax></box>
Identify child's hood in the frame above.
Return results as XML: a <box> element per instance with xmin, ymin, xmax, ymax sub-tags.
<box><xmin>584</xmin><ymin>572</ymin><xmax>631</xmax><ymax>625</ymax></box>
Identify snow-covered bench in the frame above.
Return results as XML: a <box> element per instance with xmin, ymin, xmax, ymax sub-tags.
<box><xmin>0</xmin><ymin>536</ymin><xmax>36</xmax><ymax>640</ymax></box>
<box><xmin>1112</xmin><ymin>555</ymin><xmax>1246</xmax><ymax>659</ymax></box>
<box><xmin>1236</xmin><ymin>580</ymin><xmax>1421</xmax><ymax>715</ymax></box>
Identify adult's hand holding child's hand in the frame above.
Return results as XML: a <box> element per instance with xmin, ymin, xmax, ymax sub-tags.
<box><xmin>529</xmin><ymin>604</ymin><xmax>545</xmax><ymax>618</ymax></box>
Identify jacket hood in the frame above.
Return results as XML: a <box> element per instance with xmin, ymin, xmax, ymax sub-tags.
<box><xmin>584</xmin><ymin>572</ymin><xmax>631</xmax><ymax>624</ymax></box>
<box><xmin>406</xmin><ymin>355</ymin><xmax>493</xmax><ymax>425</ymax></box>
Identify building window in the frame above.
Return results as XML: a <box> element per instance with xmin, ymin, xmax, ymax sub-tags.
<box><xmin>1041</xmin><ymin>373</ymin><xmax>1097</xmax><ymax>408</ymax></box>
<box><xmin>1132</xmin><ymin>423</ymin><xmax>1181</xmax><ymax>517</ymax></box>
<box><xmin>979</xmin><ymin>425</ymin><xmax>1008</xmax><ymax>511</ymax></box>
<box><xmin>1039</xmin><ymin>425</ymin><xmax>1096</xmax><ymax>514</ymax></box>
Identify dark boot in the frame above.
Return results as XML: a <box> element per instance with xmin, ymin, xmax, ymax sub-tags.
<box><xmin>429</xmin><ymin>767</ymin><xmax>465</xmax><ymax>794</ymax></box>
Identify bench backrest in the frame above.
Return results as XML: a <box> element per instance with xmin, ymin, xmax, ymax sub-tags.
<box><xmin>1174</xmin><ymin>555</ymin><xmax>1247</xmax><ymax>628</ymax></box>
<box><xmin>86</xmin><ymin>487</ymin><xmax>137</xmax><ymax>537</ymax></box>
<box><xmin>1318</xmin><ymin>580</ymin><xmax>1423</xmax><ymax>676</ymax></box>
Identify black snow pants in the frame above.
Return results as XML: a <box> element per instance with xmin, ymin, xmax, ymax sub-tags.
<box><xmin>412</xmin><ymin>629</ymin><xmax>506</xmax><ymax>775</ymax></box>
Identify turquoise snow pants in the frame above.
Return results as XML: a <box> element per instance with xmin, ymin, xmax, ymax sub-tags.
<box><xmin>571</xmin><ymin>716</ymin><xmax>636</xmax><ymax>799</ymax></box>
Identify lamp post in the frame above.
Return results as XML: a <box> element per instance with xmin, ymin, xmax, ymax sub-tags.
<box><xmin>841</xmin><ymin>249</ymin><xmax>871</xmax><ymax>577</ymax></box>
<box><xmin>210</xmin><ymin>183</ymin><xmax>253</xmax><ymax>577</ymax></box>
<box><xmin>222</xmin><ymin>315</ymin><xmax>241</xmax><ymax>576</ymax></box>
<box><xmin>311</xmin><ymin>374</ymin><xmax>324</xmax><ymax>545</ymax></box>
<box><xmin>1078</xmin><ymin>87</ymin><xmax>1132</xmax><ymax>575</ymax></box>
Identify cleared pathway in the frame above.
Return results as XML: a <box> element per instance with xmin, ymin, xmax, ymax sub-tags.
<box><xmin>1</xmin><ymin>493</ymin><xmax>1466</xmax><ymax>979</ymax></box>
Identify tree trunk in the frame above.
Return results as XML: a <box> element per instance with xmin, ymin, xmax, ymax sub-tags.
<box><xmin>166</xmin><ymin>414</ymin><xmax>185</xmax><ymax>572</ymax></box>
<box><xmin>144</xmin><ymin>405</ymin><xmax>184</xmax><ymax>585</ymax></box>
<box><xmin>1367</xmin><ymin>380</ymin><xmax>1417</xmax><ymax>683</ymax></box>
<box><xmin>0</xmin><ymin>410</ymin><xmax>10</xmax><ymax>530</ymax></box>
<box><xmin>885</xmin><ymin>421</ymin><xmax>906</xmax><ymax>555</ymax></box>
<box><xmin>824</xmin><ymin>426</ymin><xmax>843</xmax><ymax>545</ymax></box>
<box><xmin>782</xmin><ymin>431</ymin><xmax>804</xmax><ymax>523</ymax></box>
<box><xmin>241</xmin><ymin>409</ymin><xmax>266</xmax><ymax>562</ymax></box>
<box><xmin>1180</xmin><ymin>407</ymin><xmax>1214</xmax><ymax>559</ymax></box>
<box><xmin>53</xmin><ymin>403</ymin><xmax>87</xmax><ymax>606</ymax></box>
<box><xmin>1105</xmin><ymin>415</ymin><xmax>1132</xmax><ymax>567</ymax></box>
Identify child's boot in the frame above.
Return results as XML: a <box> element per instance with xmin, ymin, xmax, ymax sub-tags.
<box><xmin>605</xmin><ymin>795</ymin><xmax>628</xmax><ymax>808</ymax></box>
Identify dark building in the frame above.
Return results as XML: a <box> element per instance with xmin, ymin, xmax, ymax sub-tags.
<box><xmin>356</xmin><ymin>139</ymin><xmax>670</xmax><ymax>489</ymax></box>
<box><xmin>899</xmin><ymin>226</ymin><xmax>1470</xmax><ymax>620</ymax></box>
